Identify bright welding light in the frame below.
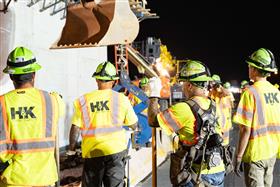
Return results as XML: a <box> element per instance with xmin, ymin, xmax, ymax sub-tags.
<box><xmin>155</xmin><ymin>58</ymin><xmax>170</xmax><ymax>77</ymax></box>
<box><xmin>228</xmin><ymin>86</ymin><xmax>241</xmax><ymax>93</ymax></box>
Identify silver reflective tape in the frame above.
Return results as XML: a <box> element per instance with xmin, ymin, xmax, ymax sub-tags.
<box><xmin>42</xmin><ymin>91</ymin><xmax>53</xmax><ymax>137</ymax></box>
<box><xmin>111</xmin><ymin>91</ymin><xmax>119</xmax><ymax>125</ymax></box>
<box><xmin>79</xmin><ymin>96</ymin><xmax>91</xmax><ymax>128</ymax></box>
<box><xmin>81</xmin><ymin>126</ymin><xmax>123</xmax><ymax>136</ymax></box>
<box><xmin>248</xmin><ymin>87</ymin><xmax>265</xmax><ymax>125</ymax></box>
<box><xmin>161</xmin><ymin>110</ymin><xmax>180</xmax><ymax>132</ymax></box>
<box><xmin>7</xmin><ymin>140</ymin><xmax>55</xmax><ymax>151</ymax></box>
<box><xmin>250</xmin><ymin>125</ymin><xmax>280</xmax><ymax>138</ymax></box>
<box><xmin>0</xmin><ymin>102</ymin><xmax>6</xmax><ymax>141</ymax></box>
<box><xmin>219</xmin><ymin>101</ymin><xmax>226</xmax><ymax>127</ymax></box>
<box><xmin>236</xmin><ymin>107</ymin><xmax>253</xmax><ymax>119</ymax></box>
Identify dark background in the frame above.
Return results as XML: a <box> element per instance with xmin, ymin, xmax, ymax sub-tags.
<box><xmin>135</xmin><ymin>0</ymin><xmax>280</xmax><ymax>86</ymax></box>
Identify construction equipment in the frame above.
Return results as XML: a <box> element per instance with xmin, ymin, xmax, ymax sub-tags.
<box><xmin>113</xmin><ymin>64</ymin><xmax>152</xmax><ymax>149</ymax></box>
<box><xmin>51</xmin><ymin>0</ymin><xmax>140</xmax><ymax>48</ymax></box>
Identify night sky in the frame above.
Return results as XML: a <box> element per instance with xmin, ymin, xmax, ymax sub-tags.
<box><xmin>136</xmin><ymin>0</ymin><xmax>280</xmax><ymax>86</ymax></box>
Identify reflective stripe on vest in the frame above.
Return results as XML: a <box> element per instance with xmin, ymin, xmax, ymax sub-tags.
<box><xmin>236</xmin><ymin>107</ymin><xmax>253</xmax><ymax>120</ymax></box>
<box><xmin>79</xmin><ymin>96</ymin><xmax>91</xmax><ymax>129</ymax></box>
<box><xmin>219</xmin><ymin>100</ymin><xmax>226</xmax><ymax>128</ymax></box>
<box><xmin>41</xmin><ymin>91</ymin><xmax>53</xmax><ymax>137</ymax></box>
<box><xmin>0</xmin><ymin>90</ymin><xmax>55</xmax><ymax>153</ymax></box>
<box><xmin>160</xmin><ymin>110</ymin><xmax>182</xmax><ymax>133</ymax></box>
<box><xmin>0</xmin><ymin>96</ymin><xmax>8</xmax><ymax>153</ymax></box>
<box><xmin>81</xmin><ymin>126</ymin><xmax>123</xmax><ymax>136</ymax></box>
<box><xmin>7</xmin><ymin>140</ymin><xmax>55</xmax><ymax>151</ymax></box>
<box><xmin>250</xmin><ymin>125</ymin><xmax>280</xmax><ymax>139</ymax></box>
<box><xmin>111</xmin><ymin>91</ymin><xmax>120</xmax><ymax>125</ymax></box>
<box><xmin>79</xmin><ymin>91</ymin><xmax>123</xmax><ymax>137</ymax></box>
<box><xmin>0</xmin><ymin>97</ymin><xmax>7</xmax><ymax>141</ymax></box>
<box><xmin>248</xmin><ymin>86</ymin><xmax>265</xmax><ymax>125</ymax></box>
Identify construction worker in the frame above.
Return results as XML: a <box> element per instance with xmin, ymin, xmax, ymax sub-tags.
<box><xmin>222</xmin><ymin>81</ymin><xmax>235</xmax><ymax>109</ymax></box>
<box><xmin>233</xmin><ymin>48</ymin><xmax>280</xmax><ymax>187</ymax></box>
<box><xmin>148</xmin><ymin>60</ymin><xmax>225</xmax><ymax>187</ymax></box>
<box><xmin>223</xmin><ymin>82</ymin><xmax>231</xmax><ymax>90</ymax></box>
<box><xmin>129</xmin><ymin>76</ymin><xmax>150</xmax><ymax>113</ymax></box>
<box><xmin>240</xmin><ymin>80</ymin><xmax>250</xmax><ymax>92</ymax></box>
<box><xmin>0</xmin><ymin>47</ymin><xmax>64</xmax><ymax>187</ymax></box>
<box><xmin>139</xmin><ymin>76</ymin><xmax>151</xmax><ymax>96</ymax></box>
<box><xmin>209</xmin><ymin>74</ymin><xmax>233</xmax><ymax>146</ymax></box>
<box><xmin>129</xmin><ymin>76</ymin><xmax>150</xmax><ymax>107</ymax></box>
<box><xmin>209</xmin><ymin>74</ymin><xmax>235</xmax><ymax>175</ymax></box>
<box><xmin>68</xmin><ymin>61</ymin><xmax>138</xmax><ymax>187</ymax></box>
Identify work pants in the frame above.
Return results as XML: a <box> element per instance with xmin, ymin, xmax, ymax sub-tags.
<box><xmin>244</xmin><ymin>156</ymin><xmax>276</xmax><ymax>187</ymax></box>
<box><xmin>82</xmin><ymin>150</ymin><xmax>127</xmax><ymax>187</ymax></box>
<box><xmin>182</xmin><ymin>171</ymin><xmax>225</xmax><ymax>187</ymax></box>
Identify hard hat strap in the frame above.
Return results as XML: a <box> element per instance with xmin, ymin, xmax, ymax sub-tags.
<box><xmin>7</xmin><ymin>58</ymin><xmax>36</xmax><ymax>67</ymax></box>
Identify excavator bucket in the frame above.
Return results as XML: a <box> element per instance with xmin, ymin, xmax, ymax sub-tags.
<box><xmin>51</xmin><ymin>0</ymin><xmax>139</xmax><ymax>49</ymax></box>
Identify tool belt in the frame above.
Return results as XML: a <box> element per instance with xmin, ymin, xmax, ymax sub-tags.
<box><xmin>170</xmin><ymin>146</ymin><xmax>192</xmax><ymax>186</ymax></box>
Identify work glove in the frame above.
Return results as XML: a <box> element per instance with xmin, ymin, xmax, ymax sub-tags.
<box><xmin>149</xmin><ymin>77</ymin><xmax>162</xmax><ymax>98</ymax></box>
<box><xmin>234</xmin><ymin>157</ymin><xmax>244</xmax><ymax>177</ymax></box>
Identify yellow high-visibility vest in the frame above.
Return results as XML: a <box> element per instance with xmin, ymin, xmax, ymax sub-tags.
<box><xmin>215</xmin><ymin>96</ymin><xmax>233</xmax><ymax>145</ymax></box>
<box><xmin>0</xmin><ymin>88</ymin><xmax>63</xmax><ymax>186</ymax></box>
<box><xmin>71</xmin><ymin>89</ymin><xmax>138</xmax><ymax>158</ymax></box>
<box><xmin>157</xmin><ymin>96</ymin><xmax>224</xmax><ymax>174</ymax></box>
<box><xmin>233</xmin><ymin>80</ymin><xmax>280</xmax><ymax>162</ymax></box>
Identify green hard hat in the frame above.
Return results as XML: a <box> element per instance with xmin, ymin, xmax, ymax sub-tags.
<box><xmin>212</xmin><ymin>74</ymin><xmax>222</xmax><ymax>84</ymax></box>
<box><xmin>240</xmin><ymin>80</ymin><xmax>249</xmax><ymax>89</ymax></box>
<box><xmin>178</xmin><ymin>60</ymin><xmax>213</xmax><ymax>82</ymax></box>
<box><xmin>3</xmin><ymin>47</ymin><xmax>41</xmax><ymax>74</ymax></box>
<box><xmin>92</xmin><ymin>61</ymin><xmax>119</xmax><ymax>81</ymax></box>
<box><xmin>223</xmin><ymin>82</ymin><xmax>231</xmax><ymax>89</ymax></box>
<box><xmin>140</xmin><ymin>77</ymin><xmax>149</xmax><ymax>86</ymax></box>
<box><xmin>246</xmin><ymin>48</ymin><xmax>277</xmax><ymax>73</ymax></box>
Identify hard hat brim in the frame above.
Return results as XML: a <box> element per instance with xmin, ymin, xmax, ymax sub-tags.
<box><xmin>188</xmin><ymin>75</ymin><xmax>213</xmax><ymax>82</ymax></box>
<box><xmin>246</xmin><ymin>61</ymin><xmax>277</xmax><ymax>73</ymax></box>
<box><xmin>3</xmin><ymin>63</ymin><xmax>41</xmax><ymax>74</ymax></box>
<box><xmin>94</xmin><ymin>75</ymin><xmax>119</xmax><ymax>81</ymax></box>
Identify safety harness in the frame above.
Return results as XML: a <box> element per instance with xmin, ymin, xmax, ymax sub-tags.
<box><xmin>171</xmin><ymin>98</ymin><xmax>224</xmax><ymax>186</ymax></box>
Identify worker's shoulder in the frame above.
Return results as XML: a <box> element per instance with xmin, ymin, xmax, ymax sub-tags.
<box><xmin>170</xmin><ymin>101</ymin><xmax>191</xmax><ymax>110</ymax></box>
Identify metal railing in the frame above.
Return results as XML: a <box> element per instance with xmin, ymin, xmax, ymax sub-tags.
<box><xmin>27</xmin><ymin>0</ymin><xmax>69</xmax><ymax>19</ymax></box>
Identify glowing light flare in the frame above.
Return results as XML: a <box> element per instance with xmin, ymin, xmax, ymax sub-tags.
<box><xmin>155</xmin><ymin>57</ymin><xmax>170</xmax><ymax>77</ymax></box>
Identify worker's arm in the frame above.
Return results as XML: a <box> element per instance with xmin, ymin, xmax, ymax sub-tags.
<box><xmin>69</xmin><ymin>124</ymin><xmax>81</xmax><ymax>151</ymax></box>
<box><xmin>236</xmin><ymin>125</ymin><xmax>251</xmax><ymax>160</ymax></box>
<box><xmin>148</xmin><ymin>77</ymin><xmax>162</xmax><ymax>127</ymax></box>
<box><xmin>148</xmin><ymin>98</ymin><xmax>160</xmax><ymax>127</ymax></box>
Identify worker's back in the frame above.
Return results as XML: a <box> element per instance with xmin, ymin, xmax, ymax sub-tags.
<box><xmin>0</xmin><ymin>87</ymin><xmax>63</xmax><ymax>186</ymax></box>
<box><xmin>72</xmin><ymin>89</ymin><xmax>137</xmax><ymax>158</ymax></box>
<box><xmin>234</xmin><ymin>80</ymin><xmax>280</xmax><ymax>162</ymax></box>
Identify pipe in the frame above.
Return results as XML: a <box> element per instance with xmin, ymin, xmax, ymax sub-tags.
<box><xmin>127</xmin><ymin>46</ymin><xmax>158</xmax><ymax>78</ymax></box>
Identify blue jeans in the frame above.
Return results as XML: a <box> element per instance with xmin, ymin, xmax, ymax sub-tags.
<box><xmin>183</xmin><ymin>171</ymin><xmax>225</xmax><ymax>187</ymax></box>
